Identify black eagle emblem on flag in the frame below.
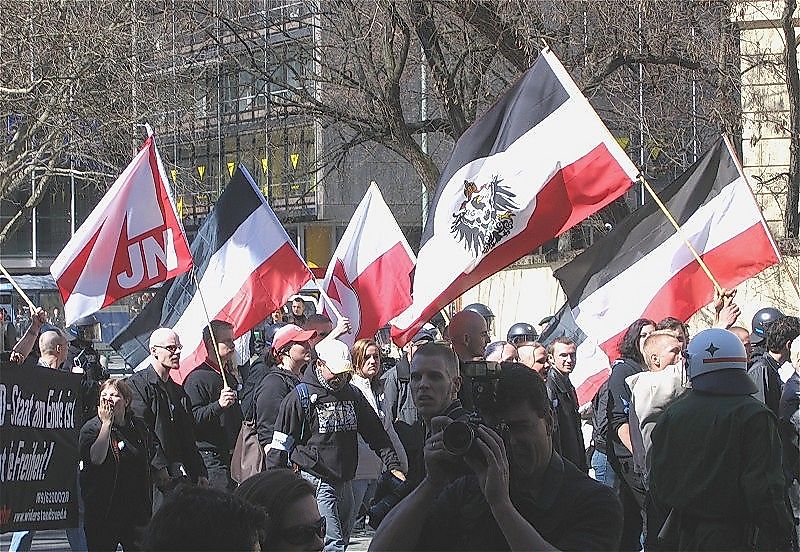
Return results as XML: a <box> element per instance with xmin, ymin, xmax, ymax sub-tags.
<box><xmin>450</xmin><ymin>174</ymin><xmax>519</xmax><ymax>257</ymax></box>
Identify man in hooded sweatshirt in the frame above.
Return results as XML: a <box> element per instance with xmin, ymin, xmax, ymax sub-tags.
<box><xmin>266</xmin><ymin>338</ymin><xmax>405</xmax><ymax>552</ymax></box>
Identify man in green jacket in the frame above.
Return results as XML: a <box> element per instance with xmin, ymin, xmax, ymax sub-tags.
<box><xmin>649</xmin><ymin>328</ymin><xmax>793</xmax><ymax>551</ymax></box>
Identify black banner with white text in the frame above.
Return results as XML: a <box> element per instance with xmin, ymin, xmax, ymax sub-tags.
<box><xmin>0</xmin><ymin>364</ymin><xmax>81</xmax><ymax>533</ymax></box>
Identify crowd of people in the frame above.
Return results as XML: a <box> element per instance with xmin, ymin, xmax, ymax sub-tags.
<box><xmin>2</xmin><ymin>291</ymin><xmax>799</xmax><ymax>551</ymax></box>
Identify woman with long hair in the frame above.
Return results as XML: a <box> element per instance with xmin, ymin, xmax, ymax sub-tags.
<box><xmin>347</xmin><ymin>338</ymin><xmax>407</xmax><ymax>537</ymax></box>
<box><xmin>79</xmin><ymin>378</ymin><xmax>152</xmax><ymax>551</ymax></box>
<box><xmin>604</xmin><ymin>317</ymin><xmax>656</xmax><ymax>551</ymax></box>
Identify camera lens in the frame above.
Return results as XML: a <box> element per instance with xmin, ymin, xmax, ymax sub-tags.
<box><xmin>442</xmin><ymin>421</ymin><xmax>474</xmax><ymax>455</ymax></box>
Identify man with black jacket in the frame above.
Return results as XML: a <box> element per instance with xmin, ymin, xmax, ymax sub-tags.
<box><xmin>183</xmin><ymin>320</ymin><xmax>243</xmax><ymax>490</ymax></box>
<box><xmin>380</xmin><ymin>327</ymin><xmax>435</xmax><ymax>482</ymax></box>
<box><xmin>128</xmin><ymin>327</ymin><xmax>208</xmax><ymax>511</ymax></box>
<box><xmin>370</xmin><ymin>364</ymin><xmax>623</xmax><ymax>551</ymax></box>
<box><xmin>590</xmin><ymin>381</ymin><xmax>615</xmax><ymax>489</ymax></box>
<box><xmin>545</xmin><ymin>337</ymin><xmax>587</xmax><ymax>473</ymax></box>
<box><xmin>267</xmin><ymin>339</ymin><xmax>405</xmax><ymax>552</ymax></box>
<box><xmin>748</xmin><ymin>315</ymin><xmax>800</xmax><ymax>416</ymax></box>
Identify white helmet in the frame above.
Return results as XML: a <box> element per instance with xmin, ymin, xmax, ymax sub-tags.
<box><xmin>686</xmin><ymin>328</ymin><xmax>756</xmax><ymax>395</ymax></box>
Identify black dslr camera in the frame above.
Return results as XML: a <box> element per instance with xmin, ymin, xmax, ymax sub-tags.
<box><xmin>441</xmin><ymin>360</ymin><xmax>507</xmax><ymax>456</ymax></box>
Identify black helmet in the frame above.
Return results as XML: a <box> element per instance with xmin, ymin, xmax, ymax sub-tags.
<box><xmin>463</xmin><ymin>303</ymin><xmax>494</xmax><ymax>319</ymax></box>
<box><xmin>507</xmin><ymin>322</ymin><xmax>538</xmax><ymax>345</ymax></box>
<box><xmin>750</xmin><ymin>307</ymin><xmax>783</xmax><ymax>344</ymax></box>
<box><xmin>463</xmin><ymin>303</ymin><xmax>495</xmax><ymax>338</ymax></box>
<box><xmin>68</xmin><ymin>315</ymin><xmax>100</xmax><ymax>342</ymax></box>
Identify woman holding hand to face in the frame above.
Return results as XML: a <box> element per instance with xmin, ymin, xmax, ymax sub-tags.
<box><xmin>79</xmin><ymin>379</ymin><xmax>152</xmax><ymax>551</ymax></box>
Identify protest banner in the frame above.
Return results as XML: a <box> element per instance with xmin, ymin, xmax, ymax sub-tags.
<box><xmin>0</xmin><ymin>364</ymin><xmax>82</xmax><ymax>533</ymax></box>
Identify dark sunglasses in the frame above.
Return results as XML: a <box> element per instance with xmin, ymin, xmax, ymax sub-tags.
<box><xmin>281</xmin><ymin>516</ymin><xmax>325</xmax><ymax>545</ymax></box>
<box><xmin>153</xmin><ymin>344</ymin><xmax>182</xmax><ymax>353</ymax></box>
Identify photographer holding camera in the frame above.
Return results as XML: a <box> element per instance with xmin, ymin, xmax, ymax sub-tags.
<box><xmin>368</xmin><ymin>342</ymin><xmax>470</xmax><ymax>527</ymax></box>
<box><xmin>369</xmin><ymin>363</ymin><xmax>622</xmax><ymax>551</ymax></box>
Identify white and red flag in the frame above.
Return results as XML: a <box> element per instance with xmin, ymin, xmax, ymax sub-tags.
<box><xmin>321</xmin><ymin>183</ymin><xmax>415</xmax><ymax>347</ymax></box>
<box><xmin>548</xmin><ymin>136</ymin><xmax>781</xmax><ymax>406</ymax></box>
<box><xmin>390</xmin><ymin>47</ymin><xmax>639</xmax><ymax>345</ymax></box>
<box><xmin>51</xmin><ymin>135</ymin><xmax>192</xmax><ymax>326</ymax></box>
<box><xmin>112</xmin><ymin>165</ymin><xmax>313</xmax><ymax>382</ymax></box>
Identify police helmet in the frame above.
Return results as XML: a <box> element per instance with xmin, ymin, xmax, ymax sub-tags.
<box><xmin>68</xmin><ymin>315</ymin><xmax>100</xmax><ymax>342</ymax></box>
<box><xmin>507</xmin><ymin>322</ymin><xmax>538</xmax><ymax>345</ymax></box>
<box><xmin>686</xmin><ymin>328</ymin><xmax>757</xmax><ymax>395</ymax></box>
<box><xmin>750</xmin><ymin>307</ymin><xmax>783</xmax><ymax>345</ymax></box>
<box><xmin>463</xmin><ymin>303</ymin><xmax>495</xmax><ymax>336</ymax></box>
<box><xmin>463</xmin><ymin>303</ymin><xmax>494</xmax><ymax>319</ymax></box>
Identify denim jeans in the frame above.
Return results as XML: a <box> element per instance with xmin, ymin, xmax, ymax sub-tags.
<box><xmin>302</xmin><ymin>472</ymin><xmax>354</xmax><ymax>552</ymax></box>
<box><xmin>347</xmin><ymin>478</ymin><xmax>377</xmax><ymax>536</ymax></box>
<box><xmin>591</xmin><ymin>449</ymin><xmax>619</xmax><ymax>490</ymax></box>
<box><xmin>10</xmin><ymin>470</ymin><xmax>87</xmax><ymax>551</ymax></box>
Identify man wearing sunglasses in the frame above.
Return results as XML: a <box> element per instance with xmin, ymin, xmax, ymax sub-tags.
<box><xmin>267</xmin><ymin>339</ymin><xmax>405</xmax><ymax>552</ymax></box>
<box><xmin>128</xmin><ymin>327</ymin><xmax>208</xmax><ymax>511</ymax></box>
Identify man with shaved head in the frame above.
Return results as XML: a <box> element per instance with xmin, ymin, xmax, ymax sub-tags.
<box><xmin>626</xmin><ymin>329</ymin><xmax>687</xmax><ymax>547</ymax></box>
<box><xmin>730</xmin><ymin>326</ymin><xmax>753</xmax><ymax>364</ymax></box>
<box><xmin>517</xmin><ymin>341</ymin><xmax>548</xmax><ymax>380</ymax></box>
<box><xmin>448</xmin><ymin>309</ymin><xmax>490</xmax><ymax>363</ymax></box>
<box><xmin>37</xmin><ymin>329</ymin><xmax>70</xmax><ymax>368</ymax></box>
<box><xmin>447</xmin><ymin>309</ymin><xmax>490</xmax><ymax>411</ymax></box>
<box><xmin>484</xmin><ymin>341</ymin><xmax>518</xmax><ymax>363</ymax></box>
<box><xmin>7</xmin><ymin>325</ymin><xmax>90</xmax><ymax>552</ymax></box>
<box><xmin>128</xmin><ymin>327</ymin><xmax>208</xmax><ymax>511</ymax></box>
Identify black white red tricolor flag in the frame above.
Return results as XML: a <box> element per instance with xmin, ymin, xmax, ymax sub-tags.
<box><xmin>111</xmin><ymin>166</ymin><xmax>312</xmax><ymax>382</ymax></box>
<box><xmin>551</xmin><ymin>136</ymin><xmax>781</xmax><ymax>405</ymax></box>
<box><xmin>391</xmin><ymin>47</ymin><xmax>639</xmax><ymax>344</ymax></box>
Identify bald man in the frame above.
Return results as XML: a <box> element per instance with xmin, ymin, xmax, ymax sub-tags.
<box><xmin>447</xmin><ymin>309</ymin><xmax>490</xmax><ymax>412</ymax></box>
<box><xmin>448</xmin><ymin>309</ymin><xmax>490</xmax><ymax>363</ymax></box>
<box><xmin>730</xmin><ymin>326</ymin><xmax>752</xmax><ymax>363</ymax></box>
<box><xmin>37</xmin><ymin>329</ymin><xmax>69</xmax><ymax>369</ymax></box>
<box><xmin>127</xmin><ymin>327</ymin><xmax>208</xmax><ymax>511</ymax></box>
<box><xmin>518</xmin><ymin>341</ymin><xmax>548</xmax><ymax>380</ymax></box>
<box><xmin>628</xmin><ymin>331</ymin><xmax>685</xmax><ymax>468</ymax></box>
<box><xmin>485</xmin><ymin>341</ymin><xmax>518</xmax><ymax>362</ymax></box>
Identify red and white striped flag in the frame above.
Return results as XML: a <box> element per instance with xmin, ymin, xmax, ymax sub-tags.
<box><xmin>321</xmin><ymin>183</ymin><xmax>415</xmax><ymax>347</ymax></box>
<box><xmin>51</xmin><ymin>135</ymin><xmax>192</xmax><ymax>326</ymax></box>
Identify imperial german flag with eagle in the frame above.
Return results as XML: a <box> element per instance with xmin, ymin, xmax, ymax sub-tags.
<box><xmin>391</xmin><ymin>47</ymin><xmax>640</xmax><ymax>345</ymax></box>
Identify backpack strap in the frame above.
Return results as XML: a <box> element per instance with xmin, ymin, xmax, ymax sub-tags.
<box><xmin>295</xmin><ymin>382</ymin><xmax>312</xmax><ymax>443</ymax></box>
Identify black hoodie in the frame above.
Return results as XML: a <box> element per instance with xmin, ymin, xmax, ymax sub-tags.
<box><xmin>266</xmin><ymin>368</ymin><xmax>401</xmax><ymax>484</ymax></box>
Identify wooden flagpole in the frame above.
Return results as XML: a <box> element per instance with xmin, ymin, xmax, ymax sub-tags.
<box><xmin>721</xmin><ymin>134</ymin><xmax>800</xmax><ymax>300</ymax></box>
<box><xmin>639</xmin><ymin>175</ymin><xmax>724</xmax><ymax>296</ymax></box>
<box><xmin>0</xmin><ymin>263</ymin><xmax>37</xmax><ymax>311</ymax></box>
<box><xmin>312</xmin><ymin>278</ymin><xmax>343</xmax><ymax>322</ymax></box>
<box><xmin>192</xmin><ymin>268</ymin><xmax>230</xmax><ymax>389</ymax></box>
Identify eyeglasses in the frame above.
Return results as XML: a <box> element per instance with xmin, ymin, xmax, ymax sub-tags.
<box><xmin>281</xmin><ymin>517</ymin><xmax>325</xmax><ymax>545</ymax></box>
<box><xmin>153</xmin><ymin>344</ymin><xmax>182</xmax><ymax>353</ymax></box>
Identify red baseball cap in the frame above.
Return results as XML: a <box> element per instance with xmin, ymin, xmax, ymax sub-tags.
<box><xmin>272</xmin><ymin>324</ymin><xmax>317</xmax><ymax>353</ymax></box>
